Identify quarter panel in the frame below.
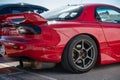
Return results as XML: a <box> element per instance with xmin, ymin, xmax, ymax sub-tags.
<box><xmin>50</xmin><ymin>22</ymin><xmax>112</xmax><ymax>64</ymax></box>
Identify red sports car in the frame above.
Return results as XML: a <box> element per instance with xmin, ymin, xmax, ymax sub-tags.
<box><xmin>0</xmin><ymin>4</ymin><xmax>120</xmax><ymax>73</ymax></box>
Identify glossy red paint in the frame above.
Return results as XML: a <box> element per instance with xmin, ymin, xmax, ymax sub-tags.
<box><xmin>0</xmin><ymin>4</ymin><xmax>120</xmax><ymax>65</ymax></box>
<box><xmin>0</xmin><ymin>12</ymin><xmax>47</xmax><ymax>24</ymax></box>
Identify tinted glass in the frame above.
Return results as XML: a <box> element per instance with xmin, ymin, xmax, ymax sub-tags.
<box><xmin>41</xmin><ymin>5</ymin><xmax>84</xmax><ymax>21</ymax></box>
<box><xmin>0</xmin><ymin>7</ymin><xmax>11</xmax><ymax>15</ymax></box>
<box><xmin>10</xmin><ymin>7</ymin><xmax>30</xmax><ymax>14</ymax></box>
<box><xmin>96</xmin><ymin>6</ymin><xmax>120</xmax><ymax>23</ymax></box>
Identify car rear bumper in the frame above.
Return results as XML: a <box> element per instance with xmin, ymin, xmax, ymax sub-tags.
<box><xmin>0</xmin><ymin>39</ymin><xmax>62</xmax><ymax>63</ymax></box>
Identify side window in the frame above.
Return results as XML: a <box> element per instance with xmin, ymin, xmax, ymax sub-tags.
<box><xmin>0</xmin><ymin>7</ymin><xmax>11</xmax><ymax>15</ymax></box>
<box><xmin>96</xmin><ymin>6</ymin><xmax>120</xmax><ymax>23</ymax></box>
<box><xmin>10</xmin><ymin>7</ymin><xmax>30</xmax><ymax>14</ymax></box>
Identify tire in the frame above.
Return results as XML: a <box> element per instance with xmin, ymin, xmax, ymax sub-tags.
<box><xmin>62</xmin><ymin>35</ymin><xmax>98</xmax><ymax>73</ymax></box>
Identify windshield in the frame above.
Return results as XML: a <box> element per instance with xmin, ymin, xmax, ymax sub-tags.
<box><xmin>41</xmin><ymin>5</ymin><xmax>84</xmax><ymax>21</ymax></box>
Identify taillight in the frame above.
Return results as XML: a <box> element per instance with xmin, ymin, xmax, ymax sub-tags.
<box><xmin>13</xmin><ymin>45</ymin><xmax>25</xmax><ymax>50</ymax></box>
<box><xmin>18</xmin><ymin>24</ymin><xmax>41</xmax><ymax>35</ymax></box>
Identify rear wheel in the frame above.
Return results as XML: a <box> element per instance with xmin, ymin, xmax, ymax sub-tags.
<box><xmin>62</xmin><ymin>35</ymin><xmax>98</xmax><ymax>73</ymax></box>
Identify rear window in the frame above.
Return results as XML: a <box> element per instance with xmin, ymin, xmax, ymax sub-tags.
<box><xmin>10</xmin><ymin>6</ymin><xmax>30</xmax><ymax>14</ymax></box>
<box><xmin>41</xmin><ymin>5</ymin><xmax>84</xmax><ymax>21</ymax></box>
<box><xmin>0</xmin><ymin>7</ymin><xmax>11</xmax><ymax>15</ymax></box>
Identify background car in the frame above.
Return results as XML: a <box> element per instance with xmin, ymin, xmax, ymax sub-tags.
<box><xmin>0</xmin><ymin>4</ymin><xmax>120</xmax><ymax>73</ymax></box>
<box><xmin>0</xmin><ymin>3</ymin><xmax>48</xmax><ymax>15</ymax></box>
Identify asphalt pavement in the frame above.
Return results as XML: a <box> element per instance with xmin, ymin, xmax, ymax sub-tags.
<box><xmin>0</xmin><ymin>57</ymin><xmax>120</xmax><ymax>80</ymax></box>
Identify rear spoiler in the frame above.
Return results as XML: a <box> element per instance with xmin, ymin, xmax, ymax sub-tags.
<box><xmin>0</xmin><ymin>12</ymin><xmax>47</xmax><ymax>25</ymax></box>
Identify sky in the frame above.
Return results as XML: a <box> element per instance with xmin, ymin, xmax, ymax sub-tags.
<box><xmin>0</xmin><ymin>0</ymin><xmax>120</xmax><ymax>9</ymax></box>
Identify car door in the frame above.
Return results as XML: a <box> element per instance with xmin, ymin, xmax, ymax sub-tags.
<box><xmin>96</xmin><ymin>6</ymin><xmax>120</xmax><ymax>59</ymax></box>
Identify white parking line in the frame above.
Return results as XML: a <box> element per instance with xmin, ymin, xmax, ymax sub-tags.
<box><xmin>0</xmin><ymin>63</ymin><xmax>10</xmax><ymax>67</ymax></box>
<box><xmin>15</xmin><ymin>67</ymin><xmax>58</xmax><ymax>80</ymax></box>
<box><xmin>24</xmin><ymin>72</ymin><xmax>58</xmax><ymax>80</ymax></box>
<box><xmin>0</xmin><ymin>63</ymin><xmax>58</xmax><ymax>80</ymax></box>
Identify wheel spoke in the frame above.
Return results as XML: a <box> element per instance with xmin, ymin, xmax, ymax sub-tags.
<box><xmin>82</xmin><ymin>59</ymin><xmax>86</xmax><ymax>68</ymax></box>
<box><xmin>81</xmin><ymin>40</ymin><xmax>85</xmax><ymax>49</ymax></box>
<box><xmin>74</xmin><ymin>57</ymin><xmax>81</xmax><ymax>63</ymax></box>
<box><xmin>86</xmin><ymin>45</ymin><xmax>93</xmax><ymax>52</ymax></box>
<box><xmin>87</xmin><ymin>56</ymin><xmax>93</xmax><ymax>60</ymax></box>
<box><xmin>73</xmin><ymin>48</ymin><xmax>80</xmax><ymax>53</ymax></box>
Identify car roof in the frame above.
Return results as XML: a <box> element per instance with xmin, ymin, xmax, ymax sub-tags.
<box><xmin>0</xmin><ymin>3</ymin><xmax>48</xmax><ymax>11</ymax></box>
<box><xmin>68</xmin><ymin>3</ymin><xmax>119</xmax><ymax>8</ymax></box>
